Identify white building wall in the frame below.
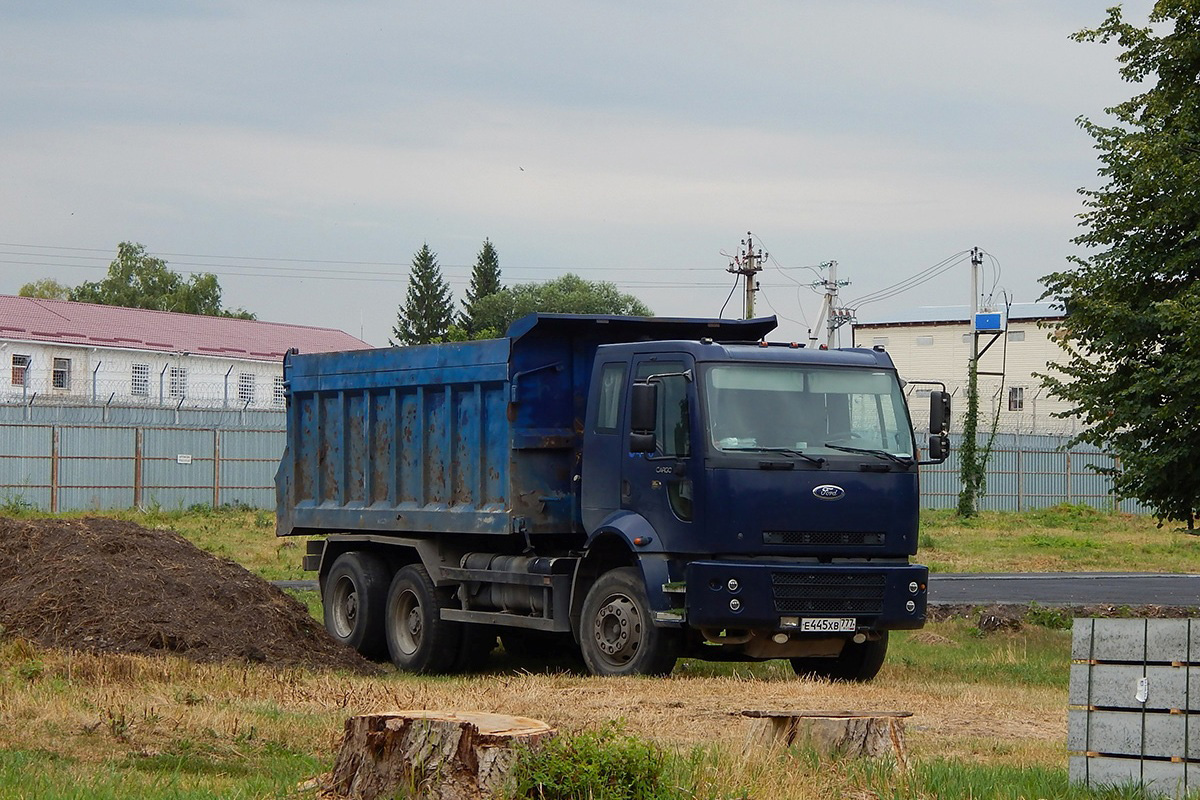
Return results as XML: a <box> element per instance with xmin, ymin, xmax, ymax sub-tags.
<box><xmin>1</xmin><ymin>339</ymin><xmax>286</xmax><ymax>409</ymax></box>
<box><xmin>853</xmin><ymin>318</ymin><xmax>1078</xmax><ymax>434</ymax></box>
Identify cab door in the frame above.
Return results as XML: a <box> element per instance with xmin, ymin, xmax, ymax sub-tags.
<box><xmin>621</xmin><ymin>355</ymin><xmax>698</xmax><ymax>544</ymax></box>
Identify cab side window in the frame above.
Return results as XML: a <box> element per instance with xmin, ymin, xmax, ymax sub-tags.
<box><xmin>594</xmin><ymin>363</ymin><xmax>625</xmax><ymax>433</ymax></box>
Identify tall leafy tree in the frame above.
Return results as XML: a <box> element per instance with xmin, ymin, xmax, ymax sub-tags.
<box><xmin>68</xmin><ymin>242</ymin><xmax>254</xmax><ymax>318</ymax></box>
<box><xmin>1041</xmin><ymin>2</ymin><xmax>1200</xmax><ymax>529</ymax></box>
<box><xmin>457</xmin><ymin>239</ymin><xmax>503</xmax><ymax>337</ymax></box>
<box><xmin>18</xmin><ymin>278</ymin><xmax>72</xmax><ymax>300</ymax></box>
<box><xmin>470</xmin><ymin>273</ymin><xmax>652</xmax><ymax>336</ymax></box>
<box><xmin>392</xmin><ymin>243</ymin><xmax>455</xmax><ymax>345</ymax></box>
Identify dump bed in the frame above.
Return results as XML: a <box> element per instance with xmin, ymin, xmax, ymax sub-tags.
<box><xmin>275</xmin><ymin>313</ymin><xmax>777</xmax><ymax>539</ymax></box>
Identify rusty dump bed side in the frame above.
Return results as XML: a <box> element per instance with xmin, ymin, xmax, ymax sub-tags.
<box><xmin>275</xmin><ymin>313</ymin><xmax>778</xmax><ymax>540</ymax></box>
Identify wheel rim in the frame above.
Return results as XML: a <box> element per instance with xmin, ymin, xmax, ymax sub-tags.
<box><xmin>590</xmin><ymin>592</ymin><xmax>643</xmax><ymax>667</ymax></box>
<box><xmin>391</xmin><ymin>588</ymin><xmax>422</xmax><ymax>656</ymax></box>
<box><xmin>329</xmin><ymin>575</ymin><xmax>358</xmax><ymax>639</ymax></box>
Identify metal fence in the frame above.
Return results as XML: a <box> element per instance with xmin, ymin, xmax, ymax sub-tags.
<box><xmin>918</xmin><ymin>432</ymin><xmax>1146</xmax><ymax>513</ymax></box>
<box><xmin>0</xmin><ymin>404</ymin><xmax>1143</xmax><ymax>514</ymax></box>
<box><xmin>0</xmin><ymin>402</ymin><xmax>285</xmax><ymax>512</ymax></box>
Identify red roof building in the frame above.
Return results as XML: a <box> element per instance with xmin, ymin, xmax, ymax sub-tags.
<box><xmin>1</xmin><ymin>295</ymin><xmax>370</xmax><ymax>407</ymax></box>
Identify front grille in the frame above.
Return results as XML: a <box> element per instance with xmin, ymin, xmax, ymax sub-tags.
<box><xmin>771</xmin><ymin>572</ymin><xmax>886</xmax><ymax>615</ymax></box>
<box><xmin>763</xmin><ymin>530</ymin><xmax>886</xmax><ymax>547</ymax></box>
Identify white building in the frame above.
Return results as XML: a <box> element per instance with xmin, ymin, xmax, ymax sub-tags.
<box><xmin>1</xmin><ymin>295</ymin><xmax>369</xmax><ymax>409</ymax></box>
<box><xmin>852</xmin><ymin>302</ymin><xmax>1075</xmax><ymax>434</ymax></box>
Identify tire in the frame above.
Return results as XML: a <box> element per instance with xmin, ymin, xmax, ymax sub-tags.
<box><xmin>384</xmin><ymin>564</ymin><xmax>462</xmax><ymax>674</ymax></box>
<box><xmin>790</xmin><ymin>632</ymin><xmax>889</xmax><ymax>682</ymax></box>
<box><xmin>322</xmin><ymin>551</ymin><xmax>391</xmax><ymax>659</ymax></box>
<box><xmin>579</xmin><ymin>567</ymin><xmax>679</xmax><ymax>676</ymax></box>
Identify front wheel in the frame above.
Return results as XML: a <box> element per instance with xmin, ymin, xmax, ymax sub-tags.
<box><xmin>790</xmin><ymin>632</ymin><xmax>889</xmax><ymax>682</ymax></box>
<box><xmin>384</xmin><ymin>564</ymin><xmax>461</xmax><ymax>674</ymax></box>
<box><xmin>579</xmin><ymin>567</ymin><xmax>679</xmax><ymax>676</ymax></box>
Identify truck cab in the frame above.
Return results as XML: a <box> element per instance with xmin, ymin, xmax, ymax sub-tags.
<box><xmin>575</xmin><ymin>339</ymin><xmax>934</xmax><ymax>678</ymax></box>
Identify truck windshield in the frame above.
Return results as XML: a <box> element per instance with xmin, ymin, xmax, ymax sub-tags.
<box><xmin>702</xmin><ymin>364</ymin><xmax>914</xmax><ymax>458</ymax></box>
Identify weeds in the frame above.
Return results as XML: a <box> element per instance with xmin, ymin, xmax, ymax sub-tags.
<box><xmin>505</xmin><ymin>722</ymin><xmax>680</xmax><ymax>800</ymax></box>
<box><xmin>0</xmin><ymin>494</ymin><xmax>35</xmax><ymax>514</ymax></box>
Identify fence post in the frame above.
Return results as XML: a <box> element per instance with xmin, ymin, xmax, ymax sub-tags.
<box><xmin>1112</xmin><ymin>454</ymin><xmax>1121</xmax><ymax>512</ymax></box>
<box><xmin>49</xmin><ymin>426</ymin><xmax>59</xmax><ymax>513</ymax></box>
<box><xmin>1017</xmin><ymin>441</ymin><xmax>1024</xmax><ymax>511</ymax></box>
<box><xmin>133</xmin><ymin>428</ymin><xmax>144</xmax><ymax>509</ymax></box>
<box><xmin>213</xmin><ymin>428</ymin><xmax>221</xmax><ymax>508</ymax></box>
<box><xmin>1066</xmin><ymin>449</ymin><xmax>1073</xmax><ymax>505</ymax></box>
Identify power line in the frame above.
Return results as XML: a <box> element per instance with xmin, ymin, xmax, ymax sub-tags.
<box><xmin>0</xmin><ymin>242</ymin><xmax>720</xmax><ymax>274</ymax></box>
<box><xmin>845</xmin><ymin>251</ymin><xmax>971</xmax><ymax>309</ymax></box>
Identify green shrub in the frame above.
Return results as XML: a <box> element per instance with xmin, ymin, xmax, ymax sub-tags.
<box><xmin>505</xmin><ymin>723</ymin><xmax>680</xmax><ymax>800</ymax></box>
<box><xmin>1025</xmin><ymin>602</ymin><xmax>1072</xmax><ymax>630</ymax></box>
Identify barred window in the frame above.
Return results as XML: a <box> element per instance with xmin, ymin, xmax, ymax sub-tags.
<box><xmin>131</xmin><ymin>363</ymin><xmax>150</xmax><ymax>396</ymax></box>
<box><xmin>273</xmin><ymin>376</ymin><xmax>285</xmax><ymax>406</ymax></box>
<box><xmin>52</xmin><ymin>358</ymin><xmax>71</xmax><ymax>390</ymax></box>
<box><xmin>11</xmin><ymin>354</ymin><xmax>30</xmax><ymax>386</ymax></box>
<box><xmin>169</xmin><ymin>366</ymin><xmax>188</xmax><ymax>399</ymax></box>
<box><xmin>238</xmin><ymin>373</ymin><xmax>255</xmax><ymax>405</ymax></box>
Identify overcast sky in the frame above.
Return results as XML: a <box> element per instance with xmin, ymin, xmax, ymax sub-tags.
<box><xmin>0</xmin><ymin>1</ymin><xmax>1155</xmax><ymax>347</ymax></box>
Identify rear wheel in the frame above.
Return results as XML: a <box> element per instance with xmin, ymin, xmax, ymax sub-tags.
<box><xmin>322</xmin><ymin>551</ymin><xmax>390</xmax><ymax>659</ymax></box>
<box><xmin>790</xmin><ymin>632</ymin><xmax>889</xmax><ymax>682</ymax></box>
<box><xmin>579</xmin><ymin>567</ymin><xmax>679</xmax><ymax>676</ymax></box>
<box><xmin>384</xmin><ymin>564</ymin><xmax>461</xmax><ymax>674</ymax></box>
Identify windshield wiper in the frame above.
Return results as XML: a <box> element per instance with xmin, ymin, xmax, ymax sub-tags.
<box><xmin>725</xmin><ymin>446</ymin><xmax>826</xmax><ymax>467</ymax></box>
<box><xmin>823</xmin><ymin>443</ymin><xmax>914</xmax><ymax>467</ymax></box>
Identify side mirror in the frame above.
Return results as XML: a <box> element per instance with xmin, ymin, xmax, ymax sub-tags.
<box><xmin>629</xmin><ymin>382</ymin><xmax>657</xmax><ymax>453</ymax></box>
<box><xmin>929</xmin><ymin>390</ymin><xmax>951</xmax><ymax>435</ymax></box>
<box><xmin>927</xmin><ymin>433</ymin><xmax>950</xmax><ymax>463</ymax></box>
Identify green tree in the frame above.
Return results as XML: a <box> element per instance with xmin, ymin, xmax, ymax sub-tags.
<box><xmin>392</xmin><ymin>243</ymin><xmax>455</xmax><ymax>345</ymax></box>
<box><xmin>1041</xmin><ymin>1</ymin><xmax>1200</xmax><ymax>529</ymax></box>
<box><xmin>457</xmin><ymin>239</ymin><xmax>503</xmax><ymax>337</ymax></box>
<box><xmin>68</xmin><ymin>242</ymin><xmax>254</xmax><ymax>318</ymax></box>
<box><xmin>470</xmin><ymin>273</ymin><xmax>652</xmax><ymax>336</ymax></box>
<box><xmin>18</xmin><ymin>279</ymin><xmax>72</xmax><ymax>300</ymax></box>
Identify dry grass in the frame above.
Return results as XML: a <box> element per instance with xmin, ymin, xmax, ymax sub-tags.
<box><xmin>0</xmin><ymin>622</ymin><xmax>1071</xmax><ymax>799</ymax></box>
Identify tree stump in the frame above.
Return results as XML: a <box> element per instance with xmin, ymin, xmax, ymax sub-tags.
<box><xmin>327</xmin><ymin>710</ymin><xmax>556</xmax><ymax>800</ymax></box>
<box><xmin>740</xmin><ymin>710</ymin><xmax>910</xmax><ymax>767</ymax></box>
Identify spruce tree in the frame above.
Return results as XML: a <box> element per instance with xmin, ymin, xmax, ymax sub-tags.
<box><xmin>458</xmin><ymin>239</ymin><xmax>503</xmax><ymax>336</ymax></box>
<box><xmin>392</xmin><ymin>244</ymin><xmax>454</xmax><ymax>346</ymax></box>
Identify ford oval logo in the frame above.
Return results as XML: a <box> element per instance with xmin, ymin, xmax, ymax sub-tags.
<box><xmin>812</xmin><ymin>484</ymin><xmax>846</xmax><ymax>501</ymax></box>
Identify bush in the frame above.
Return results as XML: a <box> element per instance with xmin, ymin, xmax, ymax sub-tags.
<box><xmin>505</xmin><ymin>723</ymin><xmax>680</xmax><ymax>800</ymax></box>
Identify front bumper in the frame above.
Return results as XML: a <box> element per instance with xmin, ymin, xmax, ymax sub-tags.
<box><xmin>684</xmin><ymin>560</ymin><xmax>928</xmax><ymax>631</ymax></box>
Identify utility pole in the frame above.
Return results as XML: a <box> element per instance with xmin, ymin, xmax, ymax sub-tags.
<box><xmin>958</xmin><ymin>246</ymin><xmax>987</xmax><ymax>517</ymax></box>
<box><xmin>969</xmin><ymin>246</ymin><xmax>983</xmax><ymax>364</ymax></box>
<box><xmin>808</xmin><ymin>261</ymin><xmax>852</xmax><ymax>348</ymax></box>
<box><xmin>727</xmin><ymin>233</ymin><xmax>764</xmax><ymax>319</ymax></box>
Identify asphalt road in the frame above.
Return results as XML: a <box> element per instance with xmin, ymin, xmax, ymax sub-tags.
<box><xmin>275</xmin><ymin>573</ymin><xmax>1200</xmax><ymax>606</ymax></box>
<box><xmin>927</xmin><ymin>572</ymin><xmax>1200</xmax><ymax>606</ymax></box>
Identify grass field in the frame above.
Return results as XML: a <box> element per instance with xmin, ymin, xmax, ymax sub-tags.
<box><xmin>6</xmin><ymin>503</ymin><xmax>1195</xmax><ymax>580</ymax></box>
<box><xmin>0</xmin><ymin>505</ymin><xmax>1190</xmax><ymax>798</ymax></box>
<box><xmin>0</xmin><ymin>620</ymin><xmax>1101</xmax><ymax>799</ymax></box>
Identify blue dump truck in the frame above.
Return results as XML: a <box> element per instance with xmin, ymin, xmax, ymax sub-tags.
<box><xmin>276</xmin><ymin>313</ymin><xmax>950</xmax><ymax>679</ymax></box>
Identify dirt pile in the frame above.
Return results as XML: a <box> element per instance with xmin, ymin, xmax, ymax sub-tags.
<box><xmin>0</xmin><ymin>516</ymin><xmax>377</xmax><ymax>673</ymax></box>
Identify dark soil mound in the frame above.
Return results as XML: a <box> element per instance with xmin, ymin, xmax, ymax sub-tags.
<box><xmin>0</xmin><ymin>516</ymin><xmax>378</xmax><ymax>674</ymax></box>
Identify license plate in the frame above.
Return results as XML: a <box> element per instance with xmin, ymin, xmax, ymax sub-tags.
<box><xmin>800</xmin><ymin>617</ymin><xmax>856</xmax><ymax>633</ymax></box>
